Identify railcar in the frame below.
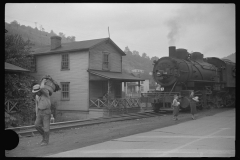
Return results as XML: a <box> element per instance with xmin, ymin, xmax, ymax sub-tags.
<box><xmin>141</xmin><ymin>46</ymin><xmax>235</xmax><ymax>112</ymax></box>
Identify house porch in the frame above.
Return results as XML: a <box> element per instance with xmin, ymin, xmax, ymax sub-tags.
<box><xmin>88</xmin><ymin>70</ymin><xmax>146</xmax><ymax>117</ymax></box>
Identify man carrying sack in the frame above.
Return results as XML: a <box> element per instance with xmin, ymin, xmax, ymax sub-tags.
<box><xmin>32</xmin><ymin>79</ymin><xmax>51</xmax><ymax>146</ymax></box>
<box><xmin>190</xmin><ymin>91</ymin><xmax>199</xmax><ymax>120</ymax></box>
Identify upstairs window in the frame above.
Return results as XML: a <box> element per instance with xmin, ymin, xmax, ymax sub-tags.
<box><xmin>102</xmin><ymin>52</ymin><xmax>110</xmax><ymax>70</ymax></box>
<box><xmin>61</xmin><ymin>54</ymin><xmax>69</xmax><ymax>70</ymax></box>
<box><xmin>30</xmin><ymin>56</ymin><xmax>36</xmax><ymax>72</ymax></box>
<box><xmin>61</xmin><ymin>82</ymin><xmax>70</xmax><ymax>100</ymax></box>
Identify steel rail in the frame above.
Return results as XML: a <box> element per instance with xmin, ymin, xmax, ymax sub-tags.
<box><xmin>6</xmin><ymin>110</ymin><xmax>167</xmax><ymax>137</ymax></box>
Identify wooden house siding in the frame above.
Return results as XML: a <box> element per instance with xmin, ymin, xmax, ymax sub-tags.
<box><xmin>31</xmin><ymin>50</ymin><xmax>89</xmax><ymax>111</ymax></box>
<box><xmin>89</xmin><ymin>41</ymin><xmax>122</xmax><ymax>72</ymax></box>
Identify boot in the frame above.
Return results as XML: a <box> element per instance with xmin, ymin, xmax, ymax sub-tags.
<box><xmin>35</xmin><ymin>126</ymin><xmax>44</xmax><ymax>143</ymax></box>
<box><xmin>41</xmin><ymin>132</ymin><xmax>49</xmax><ymax>146</ymax></box>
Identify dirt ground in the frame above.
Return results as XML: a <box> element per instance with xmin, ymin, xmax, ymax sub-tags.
<box><xmin>5</xmin><ymin>107</ymin><xmax>232</xmax><ymax>157</ymax></box>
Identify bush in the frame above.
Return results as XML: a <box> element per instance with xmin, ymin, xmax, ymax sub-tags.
<box><xmin>51</xmin><ymin>101</ymin><xmax>58</xmax><ymax>118</ymax></box>
<box><xmin>5</xmin><ymin>112</ymin><xmax>17</xmax><ymax>128</ymax></box>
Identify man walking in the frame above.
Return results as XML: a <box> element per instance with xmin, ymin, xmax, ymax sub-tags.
<box><xmin>189</xmin><ymin>91</ymin><xmax>199</xmax><ymax>120</ymax></box>
<box><xmin>172</xmin><ymin>95</ymin><xmax>180</xmax><ymax>121</ymax></box>
<box><xmin>32</xmin><ymin>79</ymin><xmax>51</xmax><ymax>146</ymax></box>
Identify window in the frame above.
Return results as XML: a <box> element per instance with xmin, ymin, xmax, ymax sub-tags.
<box><xmin>61</xmin><ymin>82</ymin><xmax>70</xmax><ymax>100</ymax></box>
<box><xmin>30</xmin><ymin>56</ymin><xmax>36</xmax><ymax>72</ymax></box>
<box><xmin>141</xmin><ymin>81</ymin><xmax>144</xmax><ymax>84</ymax></box>
<box><xmin>61</xmin><ymin>54</ymin><xmax>69</xmax><ymax>70</ymax></box>
<box><xmin>102</xmin><ymin>52</ymin><xmax>110</xmax><ymax>70</ymax></box>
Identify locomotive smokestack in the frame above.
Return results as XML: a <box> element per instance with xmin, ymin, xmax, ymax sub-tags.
<box><xmin>169</xmin><ymin>46</ymin><xmax>176</xmax><ymax>58</ymax></box>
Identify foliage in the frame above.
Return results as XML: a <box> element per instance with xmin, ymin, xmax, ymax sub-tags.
<box><xmin>51</xmin><ymin>101</ymin><xmax>58</xmax><ymax>118</ymax></box>
<box><xmin>123</xmin><ymin>46</ymin><xmax>159</xmax><ymax>87</ymax></box>
<box><xmin>5</xmin><ymin>112</ymin><xmax>17</xmax><ymax>128</ymax></box>
<box><xmin>5</xmin><ymin>32</ymin><xmax>37</xmax><ymax>127</ymax></box>
<box><xmin>5</xmin><ymin>34</ymin><xmax>34</xmax><ymax>70</ymax></box>
<box><xmin>5</xmin><ymin>21</ymin><xmax>75</xmax><ymax>48</ymax></box>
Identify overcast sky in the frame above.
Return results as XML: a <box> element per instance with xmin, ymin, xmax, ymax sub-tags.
<box><xmin>5</xmin><ymin>3</ymin><xmax>235</xmax><ymax>58</ymax></box>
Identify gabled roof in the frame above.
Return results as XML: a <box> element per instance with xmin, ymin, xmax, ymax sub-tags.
<box><xmin>5</xmin><ymin>62</ymin><xmax>30</xmax><ymax>72</ymax></box>
<box><xmin>32</xmin><ymin>38</ymin><xmax>126</xmax><ymax>56</ymax></box>
<box><xmin>89</xmin><ymin>70</ymin><xmax>145</xmax><ymax>82</ymax></box>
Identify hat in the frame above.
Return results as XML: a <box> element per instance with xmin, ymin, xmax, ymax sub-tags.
<box><xmin>192</xmin><ymin>96</ymin><xmax>199</xmax><ymax>101</ymax></box>
<box><xmin>32</xmin><ymin>84</ymin><xmax>40</xmax><ymax>93</ymax></box>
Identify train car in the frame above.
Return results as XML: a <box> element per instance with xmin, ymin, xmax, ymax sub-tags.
<box><xmin>141</xmin><ymin>46</ymin><xmax>235</xmax><ymax>112</ymax></box>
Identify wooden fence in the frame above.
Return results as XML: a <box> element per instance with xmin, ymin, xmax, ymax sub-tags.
<box><xmin>5</xmin><ymin>99</ymin><xmax>27</xmax><ymax>114</ymax></box>
<box><xmin>5</xmin><ymin>99</ymin><xmax>20</xmax><ymax>113</ymax></box>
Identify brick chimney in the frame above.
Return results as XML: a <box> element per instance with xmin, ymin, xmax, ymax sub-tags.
<box><xmin>51</xmin><ymin>36</ymin><xmax>62</xmax><ymax>50</ymax></box>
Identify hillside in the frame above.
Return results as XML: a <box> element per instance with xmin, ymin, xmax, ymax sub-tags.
<box><xmin>222</xmin><ymin>53</ymin><xmax>235</xmax><ymax>63</ymax></box>
<box><xmin>5</xmin><ymin>21</ymin><xmax>75</xmax><ymax>48</ymax></box>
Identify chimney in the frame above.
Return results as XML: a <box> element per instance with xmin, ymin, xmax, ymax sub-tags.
<box><xmin>51</xmin><ymin>36</ymin><xmax>62</xmax><ymax>50</ymax></box>
<box><xmin>169</xmin><ymin>46</ymin><xmax>176</xmax><ymax>58</ymax></box>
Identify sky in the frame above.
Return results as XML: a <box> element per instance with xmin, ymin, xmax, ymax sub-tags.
<box><xmin>5</xmin><ymin>3</ymin><xmax>235</xmax><ymax>59</ymax></box>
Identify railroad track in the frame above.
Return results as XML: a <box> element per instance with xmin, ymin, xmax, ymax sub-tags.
<box><xmin>6</xmin><ymin>110</ymin><xmax>168</xmax><ymax>137</ymax></box>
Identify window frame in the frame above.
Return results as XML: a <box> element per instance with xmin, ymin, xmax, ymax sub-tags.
<box><xmin>61</xmin><ymin>54</ymin><xmax>70</xmax><ymax>70</ymax></box>
<box><xmin>102</xmin><ymin>51</ymin><xmax>110</xmax><ymax>70</ymax></box>
<box><xmin>61</xmin><ymin>82</ymin><xmax>70</xmax><ymax>101</ymax></box>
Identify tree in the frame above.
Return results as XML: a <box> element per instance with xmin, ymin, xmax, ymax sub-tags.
<box><xmin>151</xmin><ymin>56</ymin><xmax>159</xmax><ymax>62</ymax></box>
<box><xmin>67</xmin><ymin>36</ymin><xmax>76</xmax><ymax>42</ymax></box>
<box><xmin>132</xmin><ymin>50</ymin><xmax>140</xmax><ymax>56</ymax></box>
<box><xmin>5</xmin><ymin>34</ymin><xmax>34</xmax><ymax>69</ymax></box>
<box><xmin>10</xmin><ymin>20</ymin><xmax>20</xmax><ymax>27</ymax></box>
<box><xmin>59</xmin><ymin>32</ymin><xmax>65</xmax><ymax>38</ymax></box>
<box><xmin>142</xmin><ymin>53</ymin><xmax>147</xmax><ymax>58</ymax></box>
<box><xmin>124</xmin><ymin>46</ymin><xmax>133</xmax><ymax>56</ymax></box>
<box><xmin>5</xmin><ymin>33</ymin><xmax>37</xmax><ymax>127</ymax></box>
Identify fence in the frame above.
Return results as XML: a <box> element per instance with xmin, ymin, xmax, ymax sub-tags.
<box><xmin>89</xmin><ymin>97</ymin><xmax>141</xmax><ymax>109</ymax></box>
<box><xmin>5</xmin><ymin>99</ymin><xmax>22</xmax><ymax>114</ymax></box>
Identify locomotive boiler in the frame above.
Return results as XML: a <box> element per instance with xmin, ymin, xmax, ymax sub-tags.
<box><xmin>142</xmin><ymin>46</ymin><xmax>235</xmax><ymax>112</ymax></box>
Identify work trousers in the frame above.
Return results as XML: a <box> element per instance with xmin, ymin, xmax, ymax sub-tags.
<box><xmin>190</xmin><ymin>101</ymin><xmax>197</xmax><ymax>115</ymax></box>
<box><xmin>35</xmin><ymin>109</ymin><xmax>51</xmax><ymax>132</ymax></box>
<box><xmin>173</xmin><ymin>105</ymin><xmax>179</xmax><ymax>117</ymax></box>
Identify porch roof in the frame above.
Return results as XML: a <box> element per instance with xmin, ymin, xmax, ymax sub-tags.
<box><xmin>88</xmin><ymin>70</ymin><xmax>145</xmax><ymax>82</ymax></box>
<box><xmin>5</xmin><ymin>62</ymin><xmax>30</xmax><ymax>72</ymax></box>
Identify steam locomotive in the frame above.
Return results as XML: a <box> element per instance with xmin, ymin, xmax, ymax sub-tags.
<box><xmin>142</xmin><ymin>46</ymin><xmax>235</xmax><ymax>112</ymax></box>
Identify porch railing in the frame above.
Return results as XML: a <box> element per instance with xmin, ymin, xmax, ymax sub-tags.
<box><xmin>89</xmin><ymin>97</ymin><xmax>141</xmax><ymax>109</ymax></box>
<box><xmin>5</xmin><ymin>99</ymin><xmax>22</xmax><ymax>113</ymax></box>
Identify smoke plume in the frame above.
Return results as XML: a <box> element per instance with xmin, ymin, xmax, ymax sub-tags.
<box><xmin>166</xmin><ymin>19</ymin><xmax>181</xmax><ymax>46</ymax></box>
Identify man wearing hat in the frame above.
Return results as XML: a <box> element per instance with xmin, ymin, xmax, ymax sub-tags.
<box><xmin>172</xmin><ymin>94</ymin><xmax>180</xmax><ymax>121</ymax></box>
<box><xmin>32</xmin><ymin>79</ymin><xmax>51</xmax><ymax>146</ymax></box>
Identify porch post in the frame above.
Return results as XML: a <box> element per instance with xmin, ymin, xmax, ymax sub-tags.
<box><xmin>124</xmin><ymin>82</ymin><xmax>127</xmax><ymax>97</ymax></box>
<box><xmin>108</xmin><ymin>80</ymin><xmax>110</xmax><ymax>107</ymax></box>
<box><xmin>123</xmin><ymin>82</ymin><xmax>127</xmax><ymax>98</ymax></box>
<box><xmin>138</xmin><ymin>81</ymin><xmax>140</xmax><ymax>95</ymax></box>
